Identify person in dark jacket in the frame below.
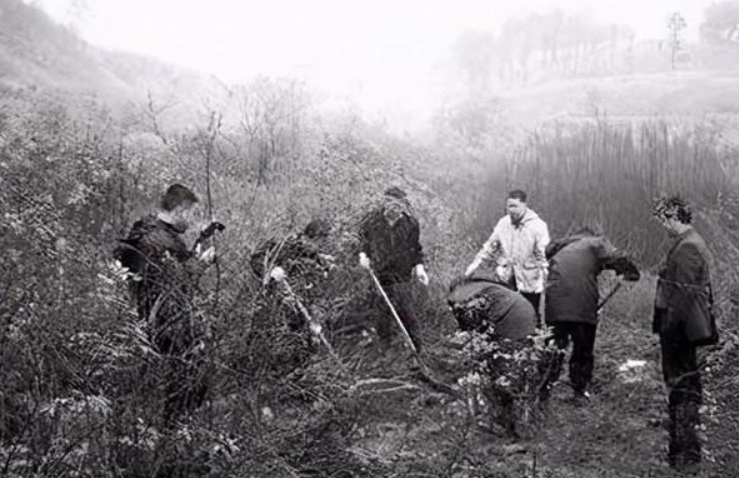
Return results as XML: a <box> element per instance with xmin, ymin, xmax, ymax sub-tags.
<box><xmin>545</xmin><ymin>225</ymin><xmax>640</xmax><ymax>399</ymax></box>
<box><xmin>247</xmin><ymin>219</ymin><xmax>337</xmax><ymax>374</ymax></box>
<box><xmin>251</xmin><ymin>218</ymin><xmax>334</xmax><ymax>291</ymax></box>
<box><xmin>653</xmin><ymin>195</ymin><xmax>717</xmax><ymax>470</ymax></box>
<box><xmin>357</xmin><ymin>187</ymin><xmax>429</xmax><ymax>351</ymax></box>
<box><xmin>250</xmin><ymin>218</ymin><xmax>335</xmax><ymax>331</ymax></box>
<box><xmin>448</xmin><ymin>271</ymin><xmax>560</xmax><ymax>437</ymax></box>
<box><xmin>114</xmin><ymin>184</ymin><xmax>217</xmax><ymax>422</ymax></box>
<box><xmin>447</xmin><ymin>270</ymin><xmax>535</xmax><ymax>341</ymax></box>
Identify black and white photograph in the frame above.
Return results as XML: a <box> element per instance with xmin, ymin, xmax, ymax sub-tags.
<box><xmin>1</xmin><ymin>0</ymin><xmax>737</xmax><ymax>476</ymax></box>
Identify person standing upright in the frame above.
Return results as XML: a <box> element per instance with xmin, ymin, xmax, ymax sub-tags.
<box><xmin>114</xmin><ymin>183</ymin><xmax>217</xmax><ymax>422</ymax></box>
<box><xmin>653</xmin><ymin>195</ymin><xmax>718</xmax><ymax>470</ymax></box>
<box><xmin>465</xmin><ymin>189</ymin><xmax>550</xmax><ymax>326</ymax></box>
<box><xmin>358</xmin><ymin>186</ymin><xmax>429</xmax><ymax>352</ymax></box>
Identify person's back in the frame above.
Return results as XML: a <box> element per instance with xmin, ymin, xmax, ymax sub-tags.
<box><xmin>116</xmin><ymin>214</ymin><xmax>203</xmax><ymax>358</ymax></box>
<box><xmin>113</xmin><ymin>183</ymin><xmax>216</xmax><ymax>423</ymax></box>
<box><xmin>448</xmin><ymin>272</ymin><xmax>536</xmax><ymax>341</ymax></box>
<box><xmin>546</xmin><ymin>232</ymin><xmax>639</xmax><ymax>324</ymax></box>
<box><xmin>546</xmin><ymin>234</ymin><xmax>606</xmax><ymax>324</ymax></box>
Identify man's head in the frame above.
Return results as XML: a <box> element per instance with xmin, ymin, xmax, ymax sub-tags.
<box><xmin>653</xmin><ymin>195</ymin><xmax>692</xmax><ymax>236</ymax></box>
<box><xmin>303</xmin><ymin>218</ymin><xmax>331</xmax><ymax>239</ymax></box>
<box><xmin>506</xmin><ymin>189</ymin><xmax>528</xmax><ymax>222</ymax></box>
<box><xmin>159</xmin><ymin>184</ymin><xmax>199</xmax><ymax>231</ymax></box>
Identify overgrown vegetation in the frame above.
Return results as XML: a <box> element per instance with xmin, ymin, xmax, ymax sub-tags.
<box><xmin>2</xmin><ymin>1</ymin><xmax>739</xmax><ymax>476</ymax></box>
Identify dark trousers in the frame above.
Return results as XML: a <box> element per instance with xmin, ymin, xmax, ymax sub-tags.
<box><xmin>374</xmin><ymin>280</ymin><xmax>423</xmax><ymax>352</ymax></box>
<box><xmin>660</xmin><ymin>329</ymin><xmax>702</xmax><ymax>468</ymax></box>
<box><xmin>521</xmin><ymin>292</ymin><xmax>542</xmax><ymax>327</ymax></box>
<box><xmin>552</xmin><ymin>322</ymin><xmax>597</xmax><ymax>394</ymax></box>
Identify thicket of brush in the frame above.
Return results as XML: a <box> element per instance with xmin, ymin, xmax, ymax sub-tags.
<box><xmin>2</xmin><ymin>81</ymin><xmax>739</xmax><ymax>476</ymax></box>
<box><xmin>0</xmin><ymin>82</ymin><xmax>467</xmax><ymax>477</ymax></box>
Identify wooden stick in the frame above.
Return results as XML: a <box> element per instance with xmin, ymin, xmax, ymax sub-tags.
<box><xmin>365</xmin><ymin>267</ymin><xmax>418</xmax><ymax>355</ymax></box>
<box><xmin>280</xmin><ymin>276</ymin><xmax>340</xmax><ymax>362</ymax></box>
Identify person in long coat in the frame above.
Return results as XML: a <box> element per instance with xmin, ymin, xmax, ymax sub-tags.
<box><xmin>653</xmin><ymin>195</ymin><xmax>717</xmax><ymax>470</ymax></box>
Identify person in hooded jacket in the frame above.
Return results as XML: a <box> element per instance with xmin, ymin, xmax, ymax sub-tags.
<box><xmin>545</xmin><ymin>224</ymin><xmax>640</xmax><ymax>400</ymax></box>
<box><xmin>465</xmin><ymin>189</ymin><xmax>550</xmax><ymax>326</ymax></box>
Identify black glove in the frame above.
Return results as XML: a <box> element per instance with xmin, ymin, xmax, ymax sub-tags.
<box><xmin>193</xmin><ymin>221</ymin><xmax>226</xmax><ymax>251</ymax></box>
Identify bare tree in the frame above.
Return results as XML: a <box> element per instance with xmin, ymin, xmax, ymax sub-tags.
<box><xmin>139</xmin><ymin>89</ymin><xmax>178</xmax><ymax>144</ymax></box>
<box><xmin>667</xmin><ymin>12</ymin><xmax>688</xmax><ymax>70</ymax></box>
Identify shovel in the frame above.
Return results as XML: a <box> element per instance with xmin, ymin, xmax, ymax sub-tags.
<box><xmin>360</xmin><ymin>254</ymin><xmax>459</xmax><ymax>397</ymax></box>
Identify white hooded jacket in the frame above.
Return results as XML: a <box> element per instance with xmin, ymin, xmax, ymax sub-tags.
<box><xmin>474</xmin><ymin>208</ymin><xmax>550</xmax><ymax>293</ymax></box>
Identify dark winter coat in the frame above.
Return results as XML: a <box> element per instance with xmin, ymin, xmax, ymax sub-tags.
<box><xmin>114</xmin><ymin>215</ymin><xmax>204</xmax><ymax>355</ymax></box>
<box><xmin>250</xmin><ymin>232</ymin><xmax>328</xmax><ymax>283</ymax></box>
<box><xmin>653</xmin><ymin>228</ymin><xmax>717</xmax><ymax>345</ymax></box>
<box><xmin>358</xmin><ymin>196</ymin><xmax>424</xmax><ymax>283</ymax></box>
<box><xmin>545</xmin><ymin>233</ymin><xmax>639</xmax><ymax>325</ymax></box>
<box><xmin>448</xmin><ymin>272</ymin><xmax>536</xmax><ymax>341</ymax></box>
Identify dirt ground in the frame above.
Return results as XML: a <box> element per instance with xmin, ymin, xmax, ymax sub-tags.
<box><xmin>332</xmin><ymin>292</ymin><xmax>739</xmax><ymax>478</ymax></box>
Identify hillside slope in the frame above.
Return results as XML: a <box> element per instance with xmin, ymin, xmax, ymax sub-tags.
<box><xmin>0</xmin><ymin>0</ymin><xmax>225</xmax><ymax>128</ymax></box>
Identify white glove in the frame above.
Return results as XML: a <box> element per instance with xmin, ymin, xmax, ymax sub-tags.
<box><xmin>269</xmin><ymin>266</ymin><xmax>286</xmax><ymax>283</ymax></box>
<box><xmin>415</xmin><ymin>264</ymin><xmax>429</xmax><ymax>286</ymax></box>
<box><xmin>309</xmin><ymin>322</ymin><xmax>323</xmax><ymax>335</ymax></box>
<box><xmin>465</xmin><ymin>259</ymin><xmax>480</xmax><ymax>277</ymax></box>
<box><xmin>318</xmin><ymin>253</ymin><xmax>336</xmax><ymax>263</ymax></box>
<box><xmin>359</xmin><ymin>252</ymin><xmax>371</xmax><ymax>269</ymax></box>
<box><xmin>199</xmin><ymin>246</ymin><xmax>216</xmax><ymax>264</ymax></box>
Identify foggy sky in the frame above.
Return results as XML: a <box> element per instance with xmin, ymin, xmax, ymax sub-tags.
<box><xmin>35</xmin><ymin>0</ymin><xmax>715</xmax><ymax>130</ymax></box>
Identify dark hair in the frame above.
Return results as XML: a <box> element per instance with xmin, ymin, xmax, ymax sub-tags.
<box><xmin>160</xmin><ymin>184</ymin><xmax>198</xmax><ymax>211</ymax></box>
<box><xmin>303</xmin><ymin>218</ymin><xmax>331</xmax><ymax>238</ymax></box>
<box><xmin>384</xmin><ymin>186</ymin><xmax>407</xmax><ymax>199</ymax></box>
<box><xmin>507</xmin><ymin>189</ymin><xmax>527</xmax><ymax>203</ymax></box>
<box><xmin>653</xmin><ymin>195</ymin><xmax>692</xmax><ymax>224</ymax></box>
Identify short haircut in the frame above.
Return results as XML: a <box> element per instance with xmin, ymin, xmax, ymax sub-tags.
<box><xmin>507</xmin><ymin>189</ymin><xmax>527</xmax><ymax>203</ymax></box>
<box><xmin>653</xmin><ymin>195</ymin><xmax>692</xmax><ymax>224</ymax></box>
<box><xmin>303</xmin><ymin>218</ymin><xmax>331</xmax><ymax>238</ymax></box>
<box><xmin>160</xmin><ymin>184</ymin><xmax>198</xmax><ymax>211</ymax></box>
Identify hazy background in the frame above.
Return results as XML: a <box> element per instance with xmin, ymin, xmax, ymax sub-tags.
<box><xmin>34</xmin><ymin>0</ymin><xmax>716</xmax><ymax>131</ymax></box>
<box><xmin>3</xmin><ymin>1</ymin><xmax>739</xmax><ymax>476</ymax></box>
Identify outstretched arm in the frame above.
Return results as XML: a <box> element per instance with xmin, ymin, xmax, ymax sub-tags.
<box><xmin>597</xmin><ymin>237</ymin><xmax>640</xmax><ymax>281</ymax></box>
<box><xmin>466</xmin><ymin>226</ymin><xmax>501</xmax><ymax>276</ymax></box>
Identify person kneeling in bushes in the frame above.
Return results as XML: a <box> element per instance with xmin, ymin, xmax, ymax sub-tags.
<box><xmin>448</xmin><ymin>271</ymin><xmax>562</xmax><ymax>438</ymax></box>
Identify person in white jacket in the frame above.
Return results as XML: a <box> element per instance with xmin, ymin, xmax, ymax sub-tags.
<box><xmin>465</xmin><ymin>189</ymin><xmax>550</xmax><ymax>325</ymax></box>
